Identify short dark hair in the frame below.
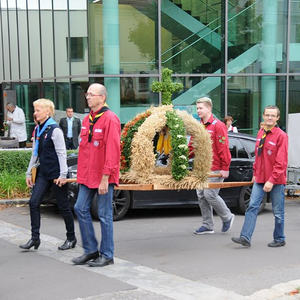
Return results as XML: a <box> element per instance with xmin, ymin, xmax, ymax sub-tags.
<box><xmin>263</xmin><ymin>105</ymin><xmax>280</xmax><ymax>117</ymax></box>
<box><xmin>224</xmin><ymin>115</ymin><xmax>233</xmax><ymax>123</ymax></box>
<box><xmin>66</xmin><ymin>107</ymin><xmax>73</xmax><ymax>111</ymax></box>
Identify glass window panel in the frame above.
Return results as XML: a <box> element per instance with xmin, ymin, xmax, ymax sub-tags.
<box><xmin>53</xmin><ymin>0</ymin><xmax>67</xmax><ymax>10</ymax></box>
<box><xmin>28</xmin><ymin>0</ymin><xmax>38</xmax><ymax>10</ymax></box>
<box><xmin>28</xmin><ymin>8</ymin><xmax>41</xmax><ymax>78</ymax></box>
<box><xmin>162</xmin><ymin>1</ymin><xmax>222</xmax><ymax>74</ymax></box>
<box><xmin>43</xmin><ymin>81</ymin><xmax>55</xmax><ymax>101</ymax></box>
<box><xmin>240</xmin><ymin>138</ymin><xmax>255</xmax><ymax>158</ymax></box>
<box><xmin>289</xmin><ymin>0</ymin><xmax>300</xmax><ymax>72</ymax></box>
<box><xmin>56</xmin><ymin>81</ymin><xmax>70</xmax><ymax>111</ymax></box>
<box><xmin>1</xmin><ymin>9</ymin><xmax>10</xmax><ymax>80</ymax></box>
<box><xmin>14</xmin><ymin>83</ymin><xmax>41</xmax><ymax>137</ymax></box>
<box><xmin>71</xmin><ymin>78</ymin><xmax>89</xmax><ymax>113</ymax></box>
<box><xmin>54</xmin><ymin>0</ymin><xmax>69</xmax><ymax>77</ymax></box>
<box><xmin>88</xmin><ymin>1</ymin><xmax>157</xmax><ymax>74</ymax></box>
<box><xmin>41</xmin><ymin>4</ymin><xmax>54</xmax><ymax>77</ymax></box>
<box><xmin>228</xmin><ymin>0</ymin><xmax>287</xmax><ymax>74</ymax></box>
<box><xmin>17</xmin><ymin>3</ymin><xmax>29</xmax><ymax>79</ymax></box>
<box><xmin>9</xmin><ymin>8</ymin><xmax>20</xmax><ymax>81</ymax></box>
<box><xmin>69</xmin><ymin>0</ymin><xmax>86</xmax><ymax>10</ymax></box>
<box><xmin>172</xmin><ymin>76</ymin><xmax>223</xmax><ymax>120</ymax></box>
<box><xmin>289</xmin><ymin>75</ymin><xmax>300</xmax><ymax>113</ymax></box>
<box><xmin>227</xmin><ymin>76</ymin><xmax>286</xmax><ymax>135</ymax></box>
<box><xmin>40</xmin><ymin>0</ymin><xmax>51</xmax><ymax>10</ymax></box>
<box><xmin>70</xmin><ymin>5</ymin><xmax>88</xmax><ymax>76</ymax></box>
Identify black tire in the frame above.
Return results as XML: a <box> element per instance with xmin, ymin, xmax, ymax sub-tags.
<box><xmin>287</xmin><ymin>189</ymin><xmax>295</xmax><ymax>197</ymax></box>
<box><xmin>238</xmin><ymin>186</ymin><xmax>266</xmax><ymax>214</ymax></box>
<box><xmin>90</xmin><ymin>190</ymin><xmax>131</xmax><ymax>221</ymax></box>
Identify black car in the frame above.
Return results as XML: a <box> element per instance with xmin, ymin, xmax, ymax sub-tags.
<box><xmin>51</xmin><ymin>132</ymin><xmax>266</xmax><ymax>221</ymax></box>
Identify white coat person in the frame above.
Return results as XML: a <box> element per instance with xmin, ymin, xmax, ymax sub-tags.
<box><xmin>6</xmin><ymin>103</ymin><xmax>27</xmax><ymax>147</ymax></box>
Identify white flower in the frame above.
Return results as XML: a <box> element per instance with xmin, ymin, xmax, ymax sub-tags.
<box><xmin>179</xmin><ymin>155</ymin><xmax>187</xmax><ymax>160</ymax></box>
<box><xmin>180</xmin><ymin>165</ymin><xmax>187</xmax><ymax>169</ymax></box>
<box><xmin>175</xmin><ymin>124</ymin><xmax>179</xmax><ymax>128</ymax></box>
<box><xmin>177</xmin><ymin>134</ymin><xmax>183</xmax><ymax>138</ymax></box>
<box><xmin>178</xmin><ymin>144</ymin><xmax>188</xmax><ymax>149</ymax></box>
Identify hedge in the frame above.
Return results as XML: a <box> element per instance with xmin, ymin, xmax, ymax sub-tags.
<box><xmin>0</xmin><ymin>150</ymin><xmax>32</xmax><ymax>174</ymax></box>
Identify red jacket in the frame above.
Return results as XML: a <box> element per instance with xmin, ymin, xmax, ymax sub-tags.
<box><xmin>77</xmin><ymin>110</ymin><xmax>121</xmax><ymax>188</ymax></box>
<box><xmin>189</xmin><ymin>115</ymin><xmax>231</xmax><ymax>171</ymax></box>
<box><xmin>253</xmin><ymin>126</ymin><xmax>288</xmax><ymax>185</ymax></box>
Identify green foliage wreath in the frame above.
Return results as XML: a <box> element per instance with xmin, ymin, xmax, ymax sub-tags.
<box><xmin>166</xmin><ymin>110</ymin><xmax>189</xmax><ymax>180</ymax></box>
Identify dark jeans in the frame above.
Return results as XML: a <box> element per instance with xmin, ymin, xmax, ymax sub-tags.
<box><xmin>66</xmin><ymin>138</ymin><xmax>75</xmax><ymax>150</ymax></box>
<box><xmin>29</xmin><ymin>173</ymin><xmax>75</xmax><ymax>241</ymax></box>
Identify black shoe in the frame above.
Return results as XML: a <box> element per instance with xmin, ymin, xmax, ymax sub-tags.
<box><xmin>19</xmin><ymin>239</ymin><xmax>41</xmax><ymax>250</ymax></box>
<box><xmin>71</xmin><ymin>251</ymin><xmax>99</xmax><ymax>265</ymax></box>
<box><xmin>58</xmin><ymin>238</ymin><xmax>77</xmax><ymax>250</ymax></box>
<box><xmin>231</xmin><ymin>236</ymin><xmax>251</xmax><ymax>247</ymax></box>
<box><xmin>88</xmin><ymin>256</ymin><xmax>114</xmax><ymax>267</ymax></box>
<box><xmin>268</xmin><ymin>240</ymin><xmax>286</xmax><ymax>247</ymax></box>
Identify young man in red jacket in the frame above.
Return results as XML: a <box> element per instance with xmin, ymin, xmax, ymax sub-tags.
<box><xmin>193</xmin><ymin>97</ymin><xmax>234</xmax><ymax>235</ymax></box>
<box><xmin>232</xmin><ymin>105</ymin><xmax>288</xmax><ymax>247</ymax></box>
<box><xmin>72</xmin><ymin>83</ymin><xmax>121</xmax><ymax>266</ymax></box>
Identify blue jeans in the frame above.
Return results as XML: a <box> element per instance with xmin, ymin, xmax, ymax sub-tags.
<box><xmin>240</xmin><ymin>182</ymin><xmax>285</xmax><ymax>243</ymax></box>
<box><xmin>74</xmin><ymin>184</ymin><xmax>114</xmax><ymax>259</ymax></box>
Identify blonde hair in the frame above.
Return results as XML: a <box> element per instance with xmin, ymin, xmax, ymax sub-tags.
<box><xmin>196</xmin><ymin>97</ymin><xmax>212</xmax><ymax>108</ymax></box>
<box><xmin>33</xmin><ymin>98</ymin><xmax>55</xmax><ymax>117</ymax></box>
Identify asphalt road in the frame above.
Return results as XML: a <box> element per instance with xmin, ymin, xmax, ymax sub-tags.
<box><xmin>1</xmin><ymin>199</ymin><xmax>300</xmax><ymax>299</ymax></box>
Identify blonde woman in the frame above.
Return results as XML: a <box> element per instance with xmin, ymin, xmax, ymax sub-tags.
<box><xmin>19</xmin><ymin>99</ymin><xmax>76</xmax><ymax>251</ymax></box>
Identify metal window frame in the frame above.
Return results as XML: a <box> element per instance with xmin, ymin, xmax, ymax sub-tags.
<box><xmin>0</xmin><ymin>0</ymin><xmax>297</xmax><ymax>127</ymax></box>
<box><xmin>6</xmin><ymin>0</ymin><xmax>11</xmax><ymax>81</ymax></box>
<box><xmin>0</xmin><ymin>1</ymin><xmax>5</xmax><ymax>80</ymax></box>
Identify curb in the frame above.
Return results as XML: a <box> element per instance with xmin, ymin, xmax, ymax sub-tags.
<box><xmin>0</xmin><ymin>198</ymin><xmax>29</xmax><ymax>205</ymax></box>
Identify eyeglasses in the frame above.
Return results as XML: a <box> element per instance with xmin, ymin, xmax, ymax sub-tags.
<box><xmin>264</xmin><ymin>114</ymin><xmax>277</xmax><ymax>118</ymax></box>
<box><xmin>85</xmin><ymin>93</ymin><xmax>102</xmax><ymax>98</ymax></box>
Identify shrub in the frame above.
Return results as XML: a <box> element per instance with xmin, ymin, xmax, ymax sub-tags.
<box><xmin>0</xmin><ymin>150</ymin><xmax>32</xmax><ymax>174</ymax></box>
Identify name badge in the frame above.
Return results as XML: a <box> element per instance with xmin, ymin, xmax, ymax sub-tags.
<box><xmin>95</xmin><ymin>129</ymin><xmax>102</xmax><ymax>133</ymax></box>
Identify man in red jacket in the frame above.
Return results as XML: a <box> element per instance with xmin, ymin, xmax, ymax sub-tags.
<box><xmin>193</xmin><ymin>97</ymin><xmax>234</xmax><ymax>235</ymax></box>
<box><xmin>72</xmin><ymin>83</ymin><xmax>121</xmax><ymax>266</ymax></box>
<box><xmin>232</xmin><ymin>105</ymin><xmax>288</xmax><ymax>247</ymax></box>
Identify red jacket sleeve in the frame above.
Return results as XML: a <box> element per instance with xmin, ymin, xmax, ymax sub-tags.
<box><xmin>188</xmin><ymin>136</ymin><xmax>194</xmax><ymax>159</ymax></box>
<box><xmin>102</xmin><ymin>114</ymin><xmax>121</xmax><ymax>176</ymax></box>
<box><xmin>214</xmin><ymin>122</ymin><xmax>231</xmax><ymax>171</ymax></box>
<box><xmin>268</xmin><ymin>132</ymin><xmax>288</xmax><ymax>184</ymax></box>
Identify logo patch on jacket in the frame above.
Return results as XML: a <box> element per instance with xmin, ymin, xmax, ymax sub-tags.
<box><xmin>267</xmin><ymin>149</ymin><xmax>272</xmax><ymax>156</ymax></box>
<box><xmin>95</xmin><ymin>129</ymin><xmax>102</xmax><ymax>133</ymax></box>
<box><xmin>94</xmin><ymin>141</ymin><xmax>99</xmax><ymax>147</ymax></box>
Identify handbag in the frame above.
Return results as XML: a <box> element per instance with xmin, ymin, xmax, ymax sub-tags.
<box><xmin>31</xmin><ymin>159</ymin><xmax>40</xmax><ymax>184</ymax></box>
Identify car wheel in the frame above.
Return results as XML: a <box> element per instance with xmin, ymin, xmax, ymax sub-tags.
<box><xmin>238</xmin><ymin>186</ymin><xmax>266</xmax><ymax>214</ymax></box>
<box><xmin>90</xmin><ymin>190</ymin><xmax>131</xmax><ymax>221</ymax></box>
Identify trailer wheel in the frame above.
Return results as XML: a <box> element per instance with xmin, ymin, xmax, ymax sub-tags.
<box><xmin>238</xmin><ymin>186</ymin><xmax>266</xmax><ymax>214</ymax></box>
<box><xmin>91</xmin><ymin>190</ymin><xmax>131</xmax><ymax>221</ymax></box>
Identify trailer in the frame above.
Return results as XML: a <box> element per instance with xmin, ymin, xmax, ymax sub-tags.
<box><xmin>287</xmin><ymin>113</ymin><xmax>300</xmax><ymax>196</ymax></box>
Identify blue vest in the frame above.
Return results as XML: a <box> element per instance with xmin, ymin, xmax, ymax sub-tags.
<box><xmin>37</xmin><ymin>124</ymin><xmax>60</xmax><ymax>180</ymax></box>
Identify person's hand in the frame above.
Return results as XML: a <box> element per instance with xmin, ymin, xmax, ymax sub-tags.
<box><xmin>252</xmin><ymin>176</ymin><xmax>255</xmax><ymax>183</ymax></box>
<box><xmin>55</xmin><ymin>178</ymin><xmax>67</xmax><ymax>187</ymax></box>
<box><xmin>7</xmin><ymin>117</ymin><xmax>12</xmax><ymax>121</ymax></box>
<box><xmin>98</xmin><ymin>175</ymin><xmax>109</xmax><ymax>195</ymax></box>
<box><xmin>263</xmin><ymin>181</ymin><xmax>273</xmax><ymax>192</ymax></box>
<box><xmin>26</xmin><ymin>177</ymin><xmax>33</xmax><ymax>188</ymax></box>
<box><xmin>220</xmin><ymin>170</ymin><xmax>229</xmax><ymax>178</ymax></box>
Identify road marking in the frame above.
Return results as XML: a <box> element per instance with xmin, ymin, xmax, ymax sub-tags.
<box><xmin>0</xmin><ymin>219</ymin><xmax>242</xmax><ymax>300</ymax></box>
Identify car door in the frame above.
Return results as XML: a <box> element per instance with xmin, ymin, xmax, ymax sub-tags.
<box><xmin>219</xmin><ymin>135</ymin><xmax>254</xmax><ymax>207</ymax></box>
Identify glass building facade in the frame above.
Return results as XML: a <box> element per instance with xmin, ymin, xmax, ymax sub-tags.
<box><xmin>0</xmin><ymin>0</ymin><xmax>300</xmax><ymax>137</ymax></box>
